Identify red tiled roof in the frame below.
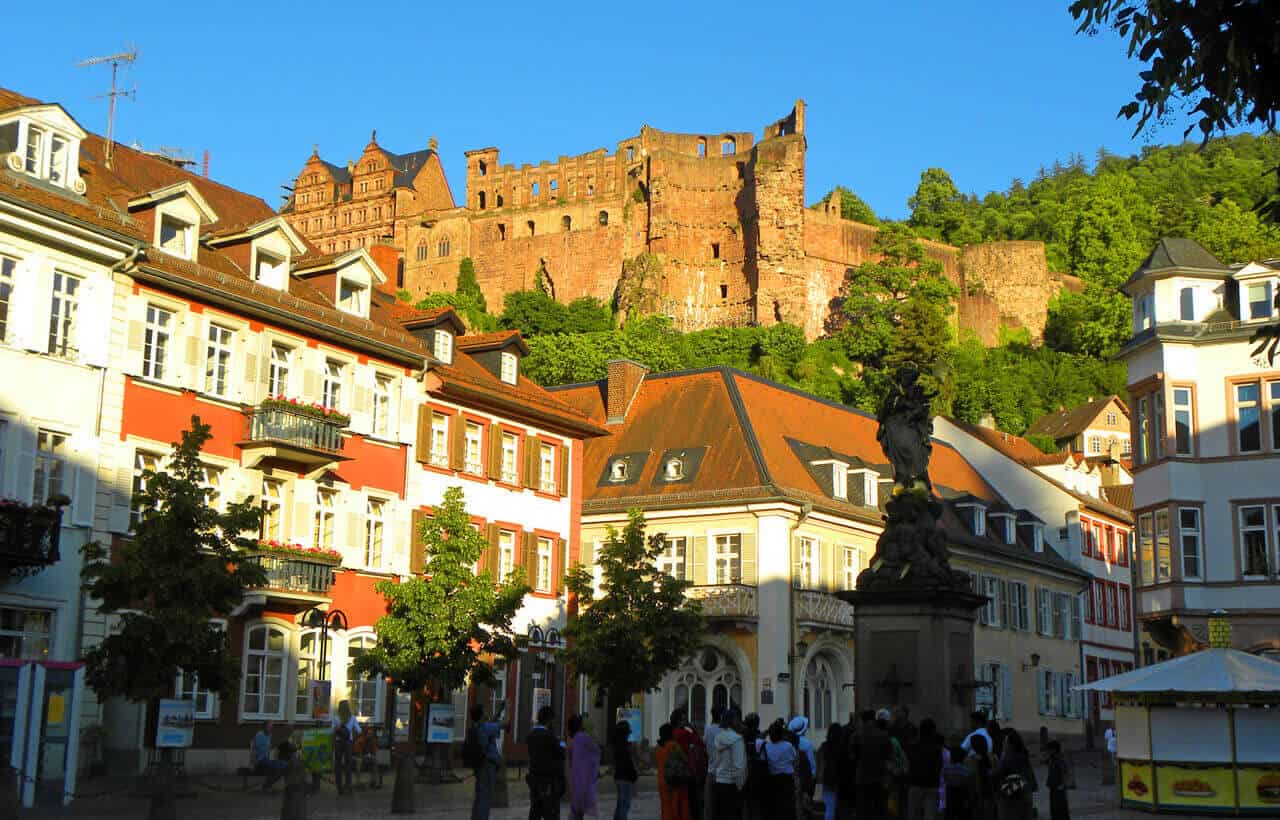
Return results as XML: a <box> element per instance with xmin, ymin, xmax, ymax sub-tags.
<box><xmin>429</xmin><ymin>352</ymin><xmax>606</xmax><ymax>437</ymax></box>
<box><xmin>457</xmin><ymin>330</ymin><xmax>527</xmax><ymax>352</ymax></box>
<box><xmin>1025</xmin><ymin>396</ymin><xmax>1129</xmax><ymax>441</ymax></box>
<box><xmin>383</xmin><ymin>303</ymin><xmax>456</xmax><ymax>325</ymax></box>
<box><xmin>1102</xmin><ymin>484</ymin><xmax>1134</xmax><ymax>511</ymax></box>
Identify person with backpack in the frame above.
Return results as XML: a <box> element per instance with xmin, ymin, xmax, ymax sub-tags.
<box><xmin>332</xmin><ymin>700</ymin><xmax>360</xmax><ymax>795</ymax></box>
<box><xmin>656</xmin><ymin>723</ymin><xmax>693</xmax><ymax>820</ymax></box>
<box><xmin>906</xmin><ymin>718</ymin><xmax>945</xmax><ymax>820</ymax></box>
<box><xmin>788</xmin><ymin>716</ymin><xmax>818</xmax><ymax>806</ymax></box>
<box><xmin>855</xmin><ymin>710</ymin><xmax>891</xmax><ymax>820</ymax></box>
<box><xmin>761</xmin><ymin>719</ymin><xmax>798</xmax><ymax>820</ymax></box>
<box><xmin>1045</xmin><ymin>741</ymin><xmax>1070</xmax><ymax>820</ymax></box>
<box><xmin>993</xmin><ymin>731</ymin><xmax>1036</xmax><ymax>820</ymax></box>
<box><xmin>526</xmin><ymin>706</ymin><xmax>565</xmax><ymax>820</ymax></box>
<box><xmin>819</xmin><ymin>723</ymin><xmax>846</xmax><ymax>820</ymax></box>
<box><xmin>466</xmin><ymin>700</ymin><xmax>507</xmax><ymax>820</ymax></box>
<box><xmin>671</xmin><ymin>708</ymin><xmax>708</xmax><ymax>820</ymax></box>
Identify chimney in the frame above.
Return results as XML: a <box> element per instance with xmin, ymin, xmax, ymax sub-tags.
<box><xmin>978</xmin><ymin>412</ymin><xmax>996</xmax><ymax>430</ymax></box>
<box><xmin>606</xmin><ymin>359</ymin><xmax>649</xmax><ymax>424</ymax></box>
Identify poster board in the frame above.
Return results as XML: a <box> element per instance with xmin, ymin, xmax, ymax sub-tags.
<box><xmin>1150</xmin><ymin>705</ymin><xmax>1231</xmax><ymax>762</ymax></box>
<box><xmin>616</xmin><ymin>708</ymin><xmax>642</xmax><ymax>743</ymax></box>
<box><xmin>531</xmin><ymin>688</ymin><xmax>552</xmax><ymax>727</ymax></box>
<box><xmin>1237</xmin><ymin>766</ymin><xmax>1280</xmax><ymax>812</ymax></box>
<box><xmin>426</xmin><ymin>703</ymin><xmax>455</xmax><ymax>744</ymax></box>
<box><xmin>1155</xmin><ymin>763</ymin><xmax>1237</xmax><ymax>812</ymax></box>
<box><xmin>1235</xmin><ymin>707</ymin><xmax>1280</xmax><ymax>763</ymax></box>
<box><xmin>155</xmin><ymin>699</ymin><xmax>195</xmax><ymax>748</ymax></box>
<box><xmin>301</xmin><ymin>728</ymin><xmax>333</xmax><ymax>774</ymax></box>
<box><xmin>1121</xmin><ymin>761</ymin><xmax>1154</xmax><ymax>806</ymax></box>
<box><xmin>1115</xmin><ymin>705</ymin><xmax>1150</xmax><ymax>759</ymax></box>
<box><xmin>309</xmin><ymin>680</ymin><xmax>332</xmax><ymax>721</ymax></box>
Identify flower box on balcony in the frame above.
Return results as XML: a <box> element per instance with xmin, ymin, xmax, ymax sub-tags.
<box><xmin>0</xmin><ymin>496</ymin><xmax>67</xmax><ymax>577</ymax></box>
<box><xmin>251</xmin><ymin>540</ymin><xmax>343</xmax><ymax>565</ymax></box>
<box><xmin>260</xmin><ymin>396</ymin><xmax>351</xmax><ymax>428</ymax></box>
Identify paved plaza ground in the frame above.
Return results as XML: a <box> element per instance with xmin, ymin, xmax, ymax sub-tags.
<box><xmin>14</xmin><ymin>753</ymin><xmax>1229</xmax><ymax>819</ymax></box>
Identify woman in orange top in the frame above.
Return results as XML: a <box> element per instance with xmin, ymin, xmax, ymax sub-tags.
<box><xmin>655</xmin><ymin>723</ymin><xmax>692</xmax><ymax>820</ymax></box>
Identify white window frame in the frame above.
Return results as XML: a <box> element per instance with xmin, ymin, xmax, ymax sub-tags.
<box><xmin>345</xmin><ymin>631</ymin><xmax>384</xmax><ymax>724</ymax></box>
<box><xmin>32</xmin><ymin>429</ymin><xmax>69</xmax><ymax>506</ymax></box>
<box><xmin>500</xmin><ymin>432</ymin><xmax>519</xmax><ymax>484</ymax></box>
<box><xmin>464</xmin><ymin>421</ymin><xmax>483</xmax><ymax>474</ymax></box>
<box><xmin>1173</xmin><ymin>387</ymin><xmax>1194</xmax><ymax>456</ymax></box>
<box><xmin>48</xmin><ymin>271</ymin><xmax>82</xmax><ymax>358</ymax></box>
<box><xmin>158</xmin><ymin>214</ymin><xmax>194</xmax><ymax>259</ymax></box>
<box><xmin>1178</xmin><ymin>507</ymin><xmax>1202</xmax><ymax>580</ymax></box>
<box><xmin>658</xmin><ymin>536</ymin><xmax>687</xmax><ymax>580</ymax></box>
<box><xmin>1240</xmin><ymin>504</ymin><xmax>1270</xmax><ymax>578</ymax></box>
<box><xmin>983</xmin><ymin>576</ymin><xmax>1003</xmax><ymax>628</ymax></box>
<box><xmin>500</xmin><ymin>352</ymin><xmax>518</xmax><ymax>385</ymax></box>
<box><xmin>174</xmin><ymin>619</ymin><xmax>227</xmax><ymax>720</ymax></box>
<box><xmin>429</xmin><ymin>413</ymin><xmax>449</xmax><ymax>467</ymax></box>
<box><xmin>142</xmin><ymin>304</ymin><xmax>173</xmax><ymax>381</ymax></box>
<box><xmin>497</xmin><ymin>529</ymin><xmax>516</xmax><ymax>582</ymax></box>
<box><xmin>434</xmin><ymin>329</ymin><xmax>453</xmax><ymax>364</ymax></box>
<box><xmin>269</xmin><ymin>343</ymin><xmax>292</xmax><ymax>397</ymax></box>
<box><xmin>338</xmin><ymin>279</ymin><xmax>368</xmax><ymax>316</ymax></box>
<box><xmin>23</xmin><ymin>125</ymin><xmax>45</xmax><ymax>175</ymax></box>
<box><xmin>261</xmin><ymin>478</ymin><xmax>284</xmax><ymax>541</ymax></box>
<box><xmin>0</xmin><ymin>606</ymin><xmax>55</xmax><ymax>660</ymax></box>
<box><xmin>1009</xmin><ymin>581</ymin><xmax>1030</xmax><ymax>632</ymax></box>
<box><xmin>798</xmin><ymin>536</ymin><xmax>819</xmax><ymax>589</ymax></box>
<box><xmin>314</xmin><ymin>488</ymin><xmax>338</xmax><ymax>550</ymax></box>
<box><xmin>372</xmin><ymin>374</ymin><xmax>393</xmax><ymax>438</ymax></box>
<box><xmin>322</xmin><ymin>359</ymin><xmax>344</xmax><ymax>411</ymax></box>
<box><xmin>365</xmin><ymin>496</ymin><xmax>386</xmax><ymax>568</ymax></box>
<box><xmin>539</xmin><ymin>443</ymin><xmax>556</xmax><ymax>493</ymax></box>
<box><xmin>203</xmin><ymin>323</ymin><xmax>234</xmax><ymax>396</ymax></box>
<box><xmin>713</xmin><ymin>533</ymin><xmax>742</xmax><ymax>585</ymax></box>
<box><xmin>0</xmin><ymin>255</ymin><xmax>15</xmax><ymax>344</ymax></box>
<box><xmin>294</xmin><ymin>627</ymin><xmax>327</xmax><ymax>721</ymax></box>
<box><xmin>241</xmin><ymin>623</ymin><xmax>288</xmax><ymax>720</ymax></box>
<box><xmin>535</xmin><ymin>536</ymin><xmax>553</xmax><ymax>592</ymax></box>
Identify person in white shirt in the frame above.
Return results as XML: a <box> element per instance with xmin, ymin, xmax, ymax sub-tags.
<box><xmin>704</xmin><ymin>705</ymin><xmax>723</xmax><ymax>818</ymax></box>
<box><xmin>711</xmin><ymin>708</ymin><xmax>747</xmax><ymax>817</ymax></box>
<box><xmin>960</xmin><ymin>711</ymin><xmax>993</xmax><ymax>758</ymax></box>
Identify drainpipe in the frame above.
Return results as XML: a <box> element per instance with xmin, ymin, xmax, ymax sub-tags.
<box><xmin>787</xmin><ymin>502</ymin><xmax>813</xmax><ymax>719</ymax></box>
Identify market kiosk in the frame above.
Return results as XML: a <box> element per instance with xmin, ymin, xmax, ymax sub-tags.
<box><xmin>1079</xmin><ymin>644</ymin><xmax>1280</xmax><ymax>815</ymax></box>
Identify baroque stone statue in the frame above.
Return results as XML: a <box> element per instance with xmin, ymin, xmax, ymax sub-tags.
<box><xmin>877</xmin><ymin>367</ymin><xmax>934</xmax><ymax>492</ymax></box>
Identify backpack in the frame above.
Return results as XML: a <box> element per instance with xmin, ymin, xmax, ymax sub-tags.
<box><xmin>746</xmin><ymin>738</ymin><xmax>770</xmax><ymax>793</ymax></box>
<box><xmin>461</xmin><ymin>725</ymin><xmax>484</xmax><ymax>770</ymax></box>
<box><xmin>664</xmin><ymin>747</ymin><xmax>694</xmax><ymax>786</ymax></box>
<box><xmin>685</xmin><ymin>737</ymin><xmax>708</xmax><ymax>783</ymax></box>
<box><xmin>792</xmin><ymin>735</ymin><xmax>815</xmax><ymax>800</ymax></box>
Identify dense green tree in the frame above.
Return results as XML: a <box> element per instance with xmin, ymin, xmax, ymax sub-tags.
<box><xmin>498</xmin><ymin>289</ymin><xmax>613</xmax><ymax>336</ymax></box>
<box><xmin>562</xmin><ymin>511</ymin><xmax>704</xmax><ymax>716</ymax></box>
<box><xmin>81</xmin><ymin>417</ymin><xmax>265</xmax><ymax>708</ymax></box>
<box><xmin>813</xmin><ymin>186</ymin><xmax>881</xmax><ymax>225</ymax></box>
<box><xmin>353</xmin><ymin>486</ymin><xmax>528</xmax><ymax>698</ymax></box>
<box><xmin>908</xmin><ymin>168</ymin><xmax>978</xmax><ymax>244</ymax></box>
<box><xmin>456</xmin><ymin>257</ymin><xmax>486</xmax><ymax>312</ymax></box>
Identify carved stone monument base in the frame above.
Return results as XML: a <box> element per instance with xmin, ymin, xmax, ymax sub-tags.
<box><xmin>841</xmin><ymin>584</ymin><xmax>987</xmax><ymax>737</ymax></box>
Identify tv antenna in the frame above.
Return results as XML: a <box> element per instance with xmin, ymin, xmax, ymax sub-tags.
<box><xmin>76</xmin><ymin>46</ymin><xmax>138</xmax><ymax>169</ymax></box>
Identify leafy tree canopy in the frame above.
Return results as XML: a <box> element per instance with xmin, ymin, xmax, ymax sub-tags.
<box><xmin>562</xmin><ymin>511</ymin><xmax>705</xmax><ymax>708</ymax></box>
<box><xmin>354</xmin><ymin>486</ymin><xmax>528</xmax><ymax>693</ymax></box>
<box><xmin>812</xmin><ymin>186</ymin><xmax>881</xmax><ymax>225</ymax></box>
<box><xmin>81</xmin><ymin>417</ymin><xmax>265</xmax><ymax>703</ymax></box>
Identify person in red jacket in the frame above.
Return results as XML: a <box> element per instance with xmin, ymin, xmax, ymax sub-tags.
<box><xmin>670</xmin><ymin>708</ymin><xmax>707</xmax><ymax>820</ymax></box>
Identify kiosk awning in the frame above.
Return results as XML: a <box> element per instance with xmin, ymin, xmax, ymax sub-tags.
<box><xmin>1076</xmin><ymin>648</ymin><xmax>1280</xmax><ymax>694</ymax></box>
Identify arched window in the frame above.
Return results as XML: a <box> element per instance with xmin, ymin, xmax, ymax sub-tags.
<box><xmin>609</xmin><ymin>459</ymin><xmax>628</xmax><ymax>482</ymax></box>
<box><xmin>527</xmin><ymin>220</ymin><xmax>536</xmax><ymax>237</ymax></box>
<box><xmin>478</xmin><ymin>191</ymin><xmax>487</xmax><ymax>210</ymax></box>
<box><xmin>598</xmin><ymin>210</ymin><xmax>609</xmax><ymax>226</ymax></box>
<box><xmin>664</xmin><ymin>457</ymin><xmax>684</xmax><ymax>481</ymax></box>
<box><xmin>562</xmin><ymin>215</ymin><xmax>572</xmax><ymax>232</ymax></box>
<box><xmin>346</xmin><ymin>633</ymin><xmax>384</xmax><ymax>723</ymax></box>
<box><xmin>669</xmin><ymin>647</ymin><xmax>742</xmax><ymax>734</ymax></box>
<box><xmin>295</xmin><ymin>628</ymin><xmax>328</xmax><ymax>719</ymax></box>
<box><xmin>697</xmin><ymin>138</ymin><xmax>707</xmax><ymax>158</ymax></box>
<box><xmin>438</xmin><ymin>238</ymin><xmax>451</xmax><ymax>257</ymax></box>
<box><xmin>498</xmin><ymin>224</ymin><xmax>507</xmax><ymax>241</ymax></box>
<box><xmin>416</xmin><ymin>241</ymin><xmax>427</xmax><ymax>261</ymax></box>
<box><xmin>478</xmin><ymin>159</ymin><xmax>487</xmax><ymax>177</ymax></box>
<box><xmin>721</xmin><ymin>137</ymin><xmax>736</xmax><ymax>156</ymax></box>
<box><xmin>803</xmin><ymin>654</ymin><xmax>838</xmax><ymax>731</ymax></box>
<box><xmin>531</xmin><ymin>181</ymin><xmax>540</xmax><ymax>197</ymax></box>
<box><xmin>242</xmin><ymin>624</ymin><xmax>287</xmax><ymax>719</ymax></box>
<box><xmin>550</xmin><ymin>179</ymin><xmax>558</xmax><ymax>194</ymax></box>
<box><xmin>496</xmin><ymin>194</ymin><xmax>505</xmax><ymax>208</ymax></box>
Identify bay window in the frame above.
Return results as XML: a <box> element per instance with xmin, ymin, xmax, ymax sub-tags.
<box><xmin>1173</xmin><ymin>387</ymin><xmax>1194</xmax><ymax>455</ymax></box>
<box><xmin>1138</xmin><ymin>513</ymin><xmax>1154</xmax><ymax>585</ymax></box>
<box><xmin>1155</xmin><ymin>509</ymin><xmax>1171</xmax><ymax>582</ymax></box>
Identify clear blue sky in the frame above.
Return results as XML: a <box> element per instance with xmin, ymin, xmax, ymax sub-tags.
<box><xmin>6</xmin><ymin>0</ymin><xmax>1214</xmax><ymax>220</ymax></box>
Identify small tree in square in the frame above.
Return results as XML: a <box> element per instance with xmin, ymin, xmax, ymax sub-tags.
<box><xmin>562</xmin><ymin>510</ymin><xmax>705</xmax><ymax>719</ymax></box>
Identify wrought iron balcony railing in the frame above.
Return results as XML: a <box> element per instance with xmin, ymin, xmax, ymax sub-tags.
<box><xmin>0</xmin><ymin>498</ymin><xmax>65</xmax><ymax>578</ymax></box>
<box><xmin>796</xmin><ymin>589</ymin><xmax>856</xmax><ymax>629</ymax></box>
<box><xmin>243</xmin><ymin>553</ymin><xmax>336</xmax><ymax>596</ymax></box>
<box><xmin>686</xmin><ymin>584</ymin><xmax>758</xmax><ymax>619</ymax></box>
<box><xmin>245</xmin><ymin>405</ymin><xmax>345</xmax><ymax>456</ymax></box>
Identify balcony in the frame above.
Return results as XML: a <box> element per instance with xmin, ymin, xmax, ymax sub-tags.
<box><xmin>239</xmin><ymin>404</ymin><xmax>349</xmax><ymax>471</ymax></box>
<box><xmin>242</xmin><ymin>552</ymin><xmax>336</xmax><ymax>600</ymax></box>
<box><xmin>686</xmin><ymin>584</ymin><xmax>757</xmax><ymax>621</ymax></box>
<box><xmin>0</xmin><ymin>498</ymin><xmax>65</xmax><ymax>579</ymax></box>
<box><xmin>796</xmin><ymin>589</ymin><xmax>856</xmax><ymax>631</ymax></box>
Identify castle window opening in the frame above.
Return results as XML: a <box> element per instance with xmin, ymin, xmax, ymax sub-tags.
<box><xmin>415</xmin><ymin>241</ymin><xmax>427</xmax><ymax>261</ymax></box>
<box><xmin>719</xmin><ymin>284</ymin><xmax>728</xmax><ymax>299</ymax></box>
<box><xmin>359</xmin><ymin>181</ymin><xmax>368</xmax><ymax>193</ymax></box>
<box><xmin>626</xmin><ymin>146</ymin><xmax>635</xmax><ymax>162</ymax></box>
<box><xmin>496</xmin><ymin>194</ymin><xmax>504</xmax><ymax>207</ymax></box>
<box><xmin>375</xmin><ymin>178</ymin><xmax>383</xmax><ymax>190</ymax></box>
<box><xmin>532</xmin><ymin>181</ymin><xmax>540</xmax><ymax>197</ymax></box>
<box><xmin>721</xmin><ymin>137</ymin><xmax>736</xmax><ymax>156</ymax></box>
<box><xmin>587</xmin><ymin>179</ymin><xmax>595</xmax><ymax>196</ymax></box>
<box><xmin>598</xmin><ymin>211</ymin><xmax>609</xmax><ymax>226</ymax></box>
<box><xmin>712</xmin><ymin>243</ymin><xmax>720</xmax><ymax>260</ymax></box>
<box><xmin>550</xmin><ymin>179</ymin><xmax>558</xmax><ymax>193</ymax></box>
<box><xmin>437</xmin><ymin>238</ymin><xmax>451</xmax><ymax>257</ymax></box>
<box><xmin>478</xmin><ymin>191</ymin><xmax>486</xmax><ymax>210</ymax></box>
<box><xmin>498</xmin><ymin>224</ymin><xmax>507</xmax><ymax>241</ymax></box>
<box><xmin>527</xmin><ymin>220</ymin><xmax>536</xmax><ymax>237</ymax></box>
<box><xmin>562</xmin><ymin>216</ymin><xmax>572</xmax><ymax>232</ymax></box>
<box><xmin>697</xmin><ymin>139</ymin><xmax>707</xmax><ymax>158</ymax></box>
<box><xmin>478</xmin><ymin>159</ymin><xmax>487</xmax><ymax>177</ymax></box>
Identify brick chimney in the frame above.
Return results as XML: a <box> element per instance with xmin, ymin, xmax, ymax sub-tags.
<box><xmin>606</xmin><ymin>359</ymin><xmax>649</xmax><ymax>424</ymax></box>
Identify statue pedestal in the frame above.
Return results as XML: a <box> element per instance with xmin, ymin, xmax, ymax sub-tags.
<box><xmin>842</xmin><ymin>584</ymin><xmax>986</xmax><ymax>737</ymax></box>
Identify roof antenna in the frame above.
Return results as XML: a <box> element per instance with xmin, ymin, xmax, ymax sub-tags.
<box><xmin>76</xmin><ymin>45</ymin><xmax>139</xmax><ymax>169</ymax></box>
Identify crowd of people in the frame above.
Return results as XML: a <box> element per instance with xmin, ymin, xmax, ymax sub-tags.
<box><xmin>461</xmin><ymin>704</ymin><xmax>1073</xmax><ymax>820</ymax></box>
<box><xmin>248</xmin><ymin>700</ymin><xmax>383</xmax><ymax>795</ymax></box>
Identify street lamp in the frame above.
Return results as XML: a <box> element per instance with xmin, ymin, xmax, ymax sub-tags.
<box><xmin>302</xmin><ymin>607</ymin><xmax>348</xmax><ymax>678</ymax></box>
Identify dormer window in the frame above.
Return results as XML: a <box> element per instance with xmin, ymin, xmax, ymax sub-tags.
<box><xmin>2</xmin><ymin>108</ymin><xmax>87</xmax><ymax>193</ymax></box>
<box><xmin>158</xmin><ymin>214</ymin><xmax>194</xmax><ymax>259</ymax></box>
<box><xmin>957</xmin><ymin>503</ymin><xmax>986</xmax><ymax>537</ymax></box>
<box><xmin>434</xmin><ymin>329</ymin><xmax>453</xmax><ymax>364</ymax></box>
<box><xmin>991</xmin><ymin>513</ymin><xmax>1016</xmax><ymax>545</ymax></box>
<box><xmin>664</xmin><ymin>457</ymin><xmax>684</xmax><ymax>481</ymax></box>
<box><xmin>338</xmin><ymin>279</ymin><xmax>368</xmax><ymax>316</ymax></box>
<box><xmin>254</xmin><ymin>249</ymin><xmax>287</xmax><ymax>290</ymax></box>
<box><xmin>831</xmin><ymin>466</ymin><xmax>847</xmax><ymax>499</ymax></box>
<box><xmin>609</xmin><ymin>459</ymin><xmax>629</xmax><ymax>483</ymax></box>
<box><xmin>1246</xmin><ymin>281</ymin><xmax>1273</xmax><ymax>320</ymax></box>
<box><xmin>500</xmin><ymin>351</ymin><xmax>518</xmax><ymax>384</ymax></box>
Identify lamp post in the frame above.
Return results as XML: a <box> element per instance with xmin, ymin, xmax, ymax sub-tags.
<box><xmin>526</xmin><ymin>625</ymin><xmax>564</xmax><ymax>728</ymax></box>
<box><xmin>301</xmin><ymin>607</ymin><xmax>348</xmax><ymax>705</ymax></box>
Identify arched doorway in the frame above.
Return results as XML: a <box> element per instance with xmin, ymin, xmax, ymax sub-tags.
<box><xmin>670</xmin><ymin>647</ymin><xmax>743</xmax><ymax>733</ymax></box>
<box><xmin>802</xmin><ymin>653</ymin><xmax>838</xmax><ymax>732</ymax></box>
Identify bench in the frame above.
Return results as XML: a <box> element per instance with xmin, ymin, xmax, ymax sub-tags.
<box><xmin>235</xmin><ymin>767</ymin><xmax>271</xmax><ymax>791</ymax></box>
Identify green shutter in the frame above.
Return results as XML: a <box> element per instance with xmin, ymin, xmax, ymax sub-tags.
<box><xmin>558</xmin><ymin>445</ymin><xmax>570</xmax><ymax>498</ymax></box>
<box><xmin>740</xmin><ymin>532</ymin><xmax>757</xmax><ymax>586</ymax></box>
<box><xmin>690</xmin><ymin>535</ymin><xmax>707</xmax><ymax>585</ymax></box>
<box><xmin>792</xmin><ymin>535</ymin><xmax>803</xmax><ymax>589</ymax></box>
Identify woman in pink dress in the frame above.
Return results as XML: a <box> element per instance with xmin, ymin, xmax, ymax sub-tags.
<box><xmin>567</xmin><ymin>713</ymin><xmax>602</xmax><ymax>820</ymax></box>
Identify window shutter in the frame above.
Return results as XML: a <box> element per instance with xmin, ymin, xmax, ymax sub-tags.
<box><xmin>791</xmin><ymin>535</ymin><xmax>803</xmax><ymax>589</ymax></box>
<box><xmin>256</xmin><ymin>336</ymin><xmax>273</xmax><ymax>400</ymax></box>
<box><xmin>689</xmin><ymin>535</ymin><xmax>707</xmax><ymax>585</ymax></box>
<box><xmin>76</xmin><ymin>276</ymin><xmax>112</xmax><ymax>368</ymax></box>
<box><xmin>292</xmin><ymin>479</ymin><xmax>316</xmax><ymax>546</ymax></box>
<box><xmin>70</xmin><ymin>434</ymin><xmax>98</xmax><ymax>528</ymax></box>
<box><xmin>350</xmin><ymin>364</ymin><xmax>375</xmax><ymax>435</ymax></box>
<box><xmin>415</xmin><ymin>408</ymin><xmax>430</xmax><ymax>464</ymax></box>
<box><xmin>449</xmin><ymin>413</ymin><xmax>466</xmax><ymax>470</ymax></box>
<box><xmin>558</xmin><ymin>444</ymin><xmax>570</xmax><ymax>498</ymax></box>
<box><xmin>13</xmin><ymin>426</ymin><xmax>36</xmax><ymax>505</ymax></box>
<box><xmin>6</xmin><ymin>257</ymin><xmax>38</xmax><ymax>351</ymax></box>
<box><xmin>409</xmin><ymin>509</ymin><xmax>427</xmax><ymax>575</ymax></box>
<box><xmin>182</xmin><ymin>318</ymin><xmax>201</xmax><ymax>389</ymax></box>
<box><xmin>822</xmin><ymin>539</ymin><xmax>836</xmax><ymax>592</ymax></box>
<box><xmin>344</xmin><ymin>497</ymin><xmax>363</xmax><ymax>562</ymax></box>
<box><xmin>553</xmin><ymin>538</ymin><xmax>567</xmax><ymax>596</ymax></box>
<box><xmin>398</xmin><ymin>379</ymin><xmax>418</xmax><ymax>444</ymax></box>
<box><xmin>301</xmin><ymin>350</ymin><xmax>321</xmax><ymax>401</ymax></box>
<box><xmin>1000</xmin><ymin>665</ymin><xmax>1013</xmax><ymax>719</ymax></box>
<box><xmin>1037</xmin><ymin>671</ymin><xmax>1047</xmax><ymax>715</ymax></box>
<box><xmin>481</xmin><ymin>523</ymin><xmax>499</xmax><ymax>574</ymax></box>
<box><xmin>740</xmin><ymin>532</ymin><xmax>757</xmax><ymax>586</ymax></box>
<box><xmin>21</xmin><ymin>261</ymin><xmax>53</xmax><ymax>353</ymax></box>
<box><xmin>524</xmin><ymin>435</ymin><xmax>541</xmax><ymax>489</ymax></box>
<box><xmin>108</xmin><ymin>443</ymin><xmax>133</xmax><ymax>533</ymax></box>
<box><xmin>1070</xmin><ymin>595</ymin><xmax>1082</xmax><ymax>640</ymax></box>
<box><xmin>521</xmin><ymin>530</ymin><xmax>536</xmax><ymax>578</ymax></box>
<box><xmin>486</xmin><ymin>424</ymin><xmax>502</xmax><ymax>481</ymax></box>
